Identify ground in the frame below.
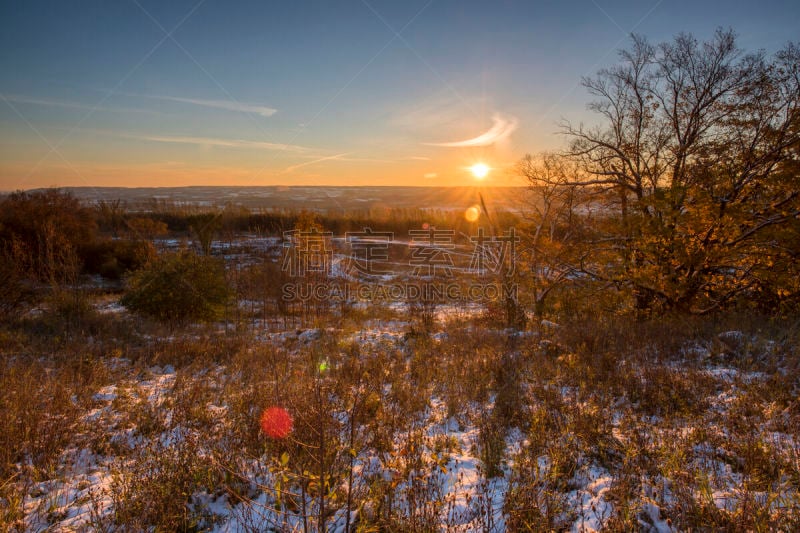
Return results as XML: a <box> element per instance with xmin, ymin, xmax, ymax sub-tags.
<box><xmin>4</xmin><ymin>298</ymin><xmax>798</xmax><ymax>531</ymax></box>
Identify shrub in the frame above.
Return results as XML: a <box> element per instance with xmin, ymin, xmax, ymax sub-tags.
<box><xmin>121</xmin><ymin>251</ymin><xmax>231</xmax><ymax>326</ymax></box>
<box><xmin>0</xmin><ymin>189</ymin><xmax>95</xmax><ymax>285</ymax></box>
<box><xmin>81</xmin><ymin>239</ymin><xmax>156</xmax><ymax>280</ymax></box>
<box><xmin>0</xmin><ymin>252</ymin><xmax>34</xmax><ymax>320</ymax></box>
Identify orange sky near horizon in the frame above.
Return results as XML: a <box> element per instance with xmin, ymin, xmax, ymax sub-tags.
<box><xmin>0</xmin><ymin>157</ymin><xmax>529</xmax><ymax>191</ymax></box>
<box><xmin>0</xmin><ymin>128</ymin><xmax>529</xmax><ymax>190</ymax></box>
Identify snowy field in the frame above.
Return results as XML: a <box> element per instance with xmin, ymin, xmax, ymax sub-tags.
<box><xmin>5</xmin><ymin>300</ymin><xmax>799</xmax><ymax>531</ymax></box>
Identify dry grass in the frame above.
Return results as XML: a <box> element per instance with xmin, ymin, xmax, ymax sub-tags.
<box><xmin>0</xmin><ymin>296</ymin><xmax>798</xmax><ymax>531</ymax></box>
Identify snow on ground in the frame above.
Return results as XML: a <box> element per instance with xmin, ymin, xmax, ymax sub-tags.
<box><xmin>21</xmin><ymin>363</ymin><xmax>183</xmax><ymax>530</ymax></box>
<box><xmin>569</xmin><ymin>465</ymin><xmax>614</xmax><ymax>532</ymax></box>
<box><xmin>13</xmin><ymin>321</ymin><xmax>798</xmax><ymax>531</ymax></box>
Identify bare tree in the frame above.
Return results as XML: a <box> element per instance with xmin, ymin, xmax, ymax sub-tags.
<box><xmin>547</xmin><ymin>29</ymin><xmax>800</xmax><ymax>313</ymax></box>
<box><xmin>517</xmin><ymin>153</ymin><xmax>582</xmax><ymax>318</ymax></box>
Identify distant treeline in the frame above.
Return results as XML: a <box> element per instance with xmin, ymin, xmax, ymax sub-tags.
<box><xmin>95</xmin><ymin>201</ymin><xmax>521</xmax><ymax>238</ymax></box>
<box><xmin>0</xmin><ymin>189</ymin><xmax>521</xmax><ymax>292</ymax></box>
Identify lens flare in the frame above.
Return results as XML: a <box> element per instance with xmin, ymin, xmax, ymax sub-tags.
<box><xmin>260</xmin><ymin>407</ymin><xmax>293</xmax><ymax>439</ymax></box>
<box><xmin>464</xmin><ymin>205</ymin><xmax>481</xmax><ymax>222</ymax></box>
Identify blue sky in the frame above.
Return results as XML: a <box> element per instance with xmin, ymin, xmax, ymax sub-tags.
<box><xmin>1</xmin><ymin>0</ymin><xmax>798</xmax><ymax>189</ymax></box>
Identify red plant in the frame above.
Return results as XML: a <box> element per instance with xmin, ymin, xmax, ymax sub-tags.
<box><xmin>260</xmin><ymin>406</ymin><xmax>293</xmax><ymax>439</ymax></box>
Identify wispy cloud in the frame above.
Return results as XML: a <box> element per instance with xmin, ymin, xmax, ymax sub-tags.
<box><xmin>5</xmin><ymin>91</ymin><xmax>279</xmax><ymax>118</ymax></box>
<box><xmin>425</xmin><ymin>113</ymin><xmax>518</xmax><ymax>147</ymax></box>
<box><xmin>144</xmin><ymin>95</ymin><xmax>277</xmax><ymax>117</ymax></box>
<box><xmin>423</xmin><ymin>172</ymin><xmax>438</xmax><ymax>178</ymax></box>
<box><xmin>0</xmin><ymin>93</ymin><xmax>156</xmax><ymax>114</ymax></box>
<box><xmin>407</xmin><ymin>156</ymin><xmax>431</xmax><ymax>161</ymax></box>
<box><xmin>133</xmin><ymin>134</ymin><xmax>307</xmax><ymax>152</ymax></box>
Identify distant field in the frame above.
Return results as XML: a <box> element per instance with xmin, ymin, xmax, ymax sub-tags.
<box><xmin>45</xmin><ymin>186</ymin><xmax>529</xmax><ymax>213</ymax></box>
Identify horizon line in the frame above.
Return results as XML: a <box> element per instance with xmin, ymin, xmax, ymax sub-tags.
<box><xmin>2</xmin><ymin>184</ymin><xmax>528</xmax><ymax>193</ymax></box>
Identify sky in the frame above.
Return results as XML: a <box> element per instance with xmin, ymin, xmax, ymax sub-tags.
<box><xmin>1</xmin><ymin>0</ymin><xmax>798</xmax><ymax>189</ymax></box>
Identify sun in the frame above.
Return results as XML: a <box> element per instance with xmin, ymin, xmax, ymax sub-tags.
<box><xmin>470</xmin><ymin>163</ymin><xmax>490</xmax><ymax>179</ymax></box>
